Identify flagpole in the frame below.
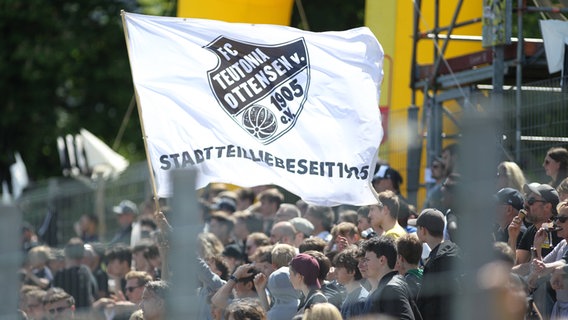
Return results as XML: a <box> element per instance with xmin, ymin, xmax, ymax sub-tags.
<box><xmin>120</xmin><ymin>10</ymin><xmax>161</xmax><ymax>213</ymax></box>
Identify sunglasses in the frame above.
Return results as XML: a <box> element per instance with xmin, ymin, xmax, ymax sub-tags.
<box><xmin>125</xmin><ymin>285</ymin><xmax>143</xmax><ymax>292</ymax></box>
<box><xmin>527</xmin><ymin>198</ymin><xmax>547</xmax><ymax>205</ymax></box>
<box><xmin>48</xmin><ymin>306</ymin><xmax>69</xmax><ymax>314</ymax></box>
<box><xmin>555</xmin><ymin>216</ymin><xmax>568</xmax><ymax>223</ymax></box>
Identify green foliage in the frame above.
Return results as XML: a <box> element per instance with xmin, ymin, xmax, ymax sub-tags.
<box><xmin>291</xmin><ymin>0</ymin><xmax>365</xmax><ymax>31</ymax></box>
<box><xmin>0</xmin><ymin>0</ymin><xmax>143</xmax><ymax>184</ymax></box>
<box><xmin>138</xmin><ymin>0</ymin><xmax>176</xmax><ymax>16</ymax></box>
<box><xmin>0</xmin><ymin>0</ymin><xmax>358</xmax><ymax>187</ymax></box>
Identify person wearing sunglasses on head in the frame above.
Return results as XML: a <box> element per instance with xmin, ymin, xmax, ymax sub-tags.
<box><xmin>510</xmin><ymin>183</ymin><xmax>560</xmax><ymax>269</ymax></box>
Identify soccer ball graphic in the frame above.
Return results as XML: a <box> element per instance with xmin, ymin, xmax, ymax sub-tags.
<box><xmin>242</xmin><ymin>104</ymin><xmax>277</xmax><ymax>140</ymax></box>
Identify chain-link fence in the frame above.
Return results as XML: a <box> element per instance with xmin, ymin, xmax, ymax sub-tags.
<box><xmin>14</xmin><ymin>77</ymin><xmax>567</xmax><ymax>247</ymax></box>
<box><xmin>501</xmin><ymin>76</ymin><xmax>568</xmax><ymax>182</ymax></box>
<box><xmin>16</xmin><ymin>161</ymin><xmax>153</xmax><ymax>248</ymax></box>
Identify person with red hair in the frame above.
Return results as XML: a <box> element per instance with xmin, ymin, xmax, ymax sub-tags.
<box><xmin>289</xmin><ymin>253</ymin><xmax>328</xmax><ymax>315</ymax></box>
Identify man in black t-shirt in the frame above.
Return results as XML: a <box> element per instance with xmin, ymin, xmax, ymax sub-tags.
<box><xmin>510</xmin><ymin>183</ymin><xmax>560</xmax><ymax>266</ymax></box>
<box><xmin>53</xmin><ymin>238</ymin><xmax>97</xmax><ymax>311</ymax></box>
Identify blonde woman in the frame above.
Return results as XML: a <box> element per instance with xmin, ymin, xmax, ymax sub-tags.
<box><xmin>302</xmin><ymin>302</ymin><xmax>342</xmax><ymax>320</ymax></box>
<box><xmin>198</xmin><ymin>232</ymin><xmax>224</xmax><ymax>259</ymax></box>
<box><xmin>496</xmin><ymin>161</ymin><xmax>526</xmax><ymax>192</ymax></box>
<box><xmin>557</xmin><ymin>178</ymin><xmax>568</xmax><ymax>202</ymax></box>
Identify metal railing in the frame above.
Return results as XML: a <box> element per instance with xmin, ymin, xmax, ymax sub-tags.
<box><xmin>16</xmin><ymin>161</ymin><xmax>153</xmax><ymax>248</ymax></box>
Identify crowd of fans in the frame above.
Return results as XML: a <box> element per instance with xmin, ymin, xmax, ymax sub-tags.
<box><xmin>16</xmin><ymin>144</ymin><xmax>568</xmax><ymax>320</ymax></box>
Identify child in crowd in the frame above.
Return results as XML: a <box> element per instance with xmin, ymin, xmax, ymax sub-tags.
<box><xmin>395</xmin><ymin>233</ymin><xmax>423</xmax><ymax>301</ymax></box>
<box><xmin>332</xmin><ymin>245</ymin><xmax>368</xmax><ymax>319</ymax></box>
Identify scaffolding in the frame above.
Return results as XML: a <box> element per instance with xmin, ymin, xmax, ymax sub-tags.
<box><xmin>408</xmin><ymin>0</ymin><xmax>568</xmax><ymax>202</ymax></box>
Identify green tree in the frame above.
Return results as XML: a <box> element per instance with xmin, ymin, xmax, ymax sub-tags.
<box><xmin>0</xmin><ymin>0</ymin><xmax>176</xmax><ymax>186</ymax></box>
<box><xmin>291</xmin><ymin>0</ymin><xmax>365</xmax><ymax>31</ymax></box>
<box><xmin>0</xmin><ymin>0</ymin><xmax>361</xmax><ymax>189</ymax></box>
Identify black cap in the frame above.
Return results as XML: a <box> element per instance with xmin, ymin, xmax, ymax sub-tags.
<box><xmin>416</xmin><ymin>208</ymin><xmax>445</xmax><ymax>236</ymax></box>
<box><xmin>211</xmin><ymin>197</ymin><xmax>237</xmax><ymax>213</ymax></box>
<box><xmin>495</xmin><ymin>188</ymin><xmax>524</xmax><ymax>211</ymax></box>
<box><xmin>372</xmin><ymin>165</ymin><xmax>403</xmax><ymax>185</ymax></box>
<box><xmin>523</xmin><ymin>183</ymin><xmax>560</xmax><ymax>209</ymax></box>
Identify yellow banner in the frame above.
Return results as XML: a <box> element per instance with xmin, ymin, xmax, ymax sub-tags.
<box><xmin>177</xmin><ymin>0</ymin><xmax>294</xmax><ymax>25</ymax></box>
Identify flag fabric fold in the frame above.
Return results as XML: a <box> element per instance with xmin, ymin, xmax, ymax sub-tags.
<box><xmin>540</xmin><ymin>20</ymin><xmax>568</xmax><ymax>74</ymax></box>
<box><xmin>10</xmin><ymin>152</ymin><xmax>29</xmax><ymax>199</ymax></box>
<box><xmin>79</xmin><ymin>128</ymin><xmax>129</xmax><ymax>179</ymax></box>
<box><xmin>123</xmin><ymin>12</ymin><xmax>384</xmax><ymax>206</ymax></box>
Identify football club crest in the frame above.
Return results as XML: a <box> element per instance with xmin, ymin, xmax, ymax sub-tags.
<box><xmin>205</xmin><ymin>36</ymin><xmax>310</xmax><ymax>144</ymax></box>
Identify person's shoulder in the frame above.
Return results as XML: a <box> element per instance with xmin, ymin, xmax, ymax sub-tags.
<box><xmin>310</xmin><ymin>290</ymin><xmax>328</xmax><ymax>302</ymax></box>
<box><xmin>384</xmin><ymin>226</ymin><xmax>406</xmax><ymax>239</ymax></box>
<box><xmin>56</xmin><ymin>266</ymin><xmax>76</xmax><ymax>277</ymax></box>
<box><xmin>352</xmin><ymin>285</ymin><xmax>369</xmax><ymax>299</ymax></box>
<box><xmin>524</xmin><ymin>224</ymin><xmax>537</xmax><ymax>233</ymax></box>
<box><xmin>405</xmin><ymin>269</ymin><xmax>423</xmax><ymax>281</ymax></box>
<box><xmin>436</xmin><ymin>241</ymin><xmax>461</xmax><ymax>256</ymax></box>
<box><xmin>386</xmin><ymin>273</ymin><xmax>409</xmax><ymax>288</ymax></box>
<box><xmin>305</xmin><ymin>290</ymin><xmax>328</xmax><ymax>309</ymax></box>
<box><xmin>270</xmin><ymin>267</ymin><xmax>289</xmax><ymax>278</ymax></box>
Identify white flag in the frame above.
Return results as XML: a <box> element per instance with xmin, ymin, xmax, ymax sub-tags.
<box><xmin>79</xmin><ymin>128</ymin><xmax>129</xmax><ymax>179</ymax></box>
<box><xmin>2</xmin><ymin>180</ymin><xmax>11</xmax><ymax>204</ymax></box>
<box><xmin>123</xmin><ymin>12</ymin><xmax>384</xmax><ymax>206</ymax></box>
<box><xmin>540</xmin><ymin>20</ymin><xmax>568</xmax><ymax>74</ymax></box>
<box><xmin>10</xmin><ymin>152</ymin><xmax>29</xmax><ymax>199</ymax></box>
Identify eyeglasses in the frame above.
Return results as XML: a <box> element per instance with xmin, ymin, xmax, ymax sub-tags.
<box><xmin>555</xmin><ymin>216</ymin><xmax>568</xmax><ymax>223</ymax></box>
<box><xmin>527</xmin><ymin>198</ymin><xmax>547</xmax><ymax>205</ymax></box>
<box><xmin>48</xmin><ymin>306</ymin><xmax>69</xmax><ymax>314</ymax></box>
<box><xmin>125</xmin><ymin>285</ymin><xmax>143</xmax><ymax>292</ymax></box>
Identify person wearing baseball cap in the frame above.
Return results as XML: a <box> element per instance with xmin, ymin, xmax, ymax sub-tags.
<box><xmin>289</xmin><ymin>253</ymin><xmax>327</xmax><ymax>315</ymax></box>
<box><xmin>509</xmin><ymin>183</ymin><xmax>561</xmax><ymax>265</ymax></box>
<box><xmin>372</xmin><ymin>164</ymin><xmax>403</xmax><ymax>194</ymax></box>
<box><xmin>110</xmin><ymin>200</ymin><xmax>139</xmax><ymax>245</ymax></box>
<box><xmin>289</xmin><ymin>217</ymin><xmax>314</xmax><ymax>248</ymax></box>
<box><xmin>494</xmin><ymin>188</ymin><xmax>526</xmax><ymax>248</ymax></box>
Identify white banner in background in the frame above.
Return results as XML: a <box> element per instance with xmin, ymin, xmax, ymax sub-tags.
<box><xmin>540</xmin><ymin>20</ymin><xmax>568</xmax><ymax>74</ymax></box>
<box><xmin>123</xmin><ymin>12</ymin><xmax>384</xmax><ymax>206</ymax></box>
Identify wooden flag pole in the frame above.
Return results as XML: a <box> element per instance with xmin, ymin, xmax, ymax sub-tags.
<box><xmin>121</xmin><ymin>10</ymin><xmax>173</xmax><ymax>280</ymax></box>
<box><xmin>120</xmin><ymin>10</ymin><xmax>161</xmax><ymax>213</ymax></box>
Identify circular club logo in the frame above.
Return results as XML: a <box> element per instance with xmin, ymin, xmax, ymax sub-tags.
<box><xmin>205</xmin><ymin>36</ymin><xmax>310</xmax><ymax>144</ymax></box>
